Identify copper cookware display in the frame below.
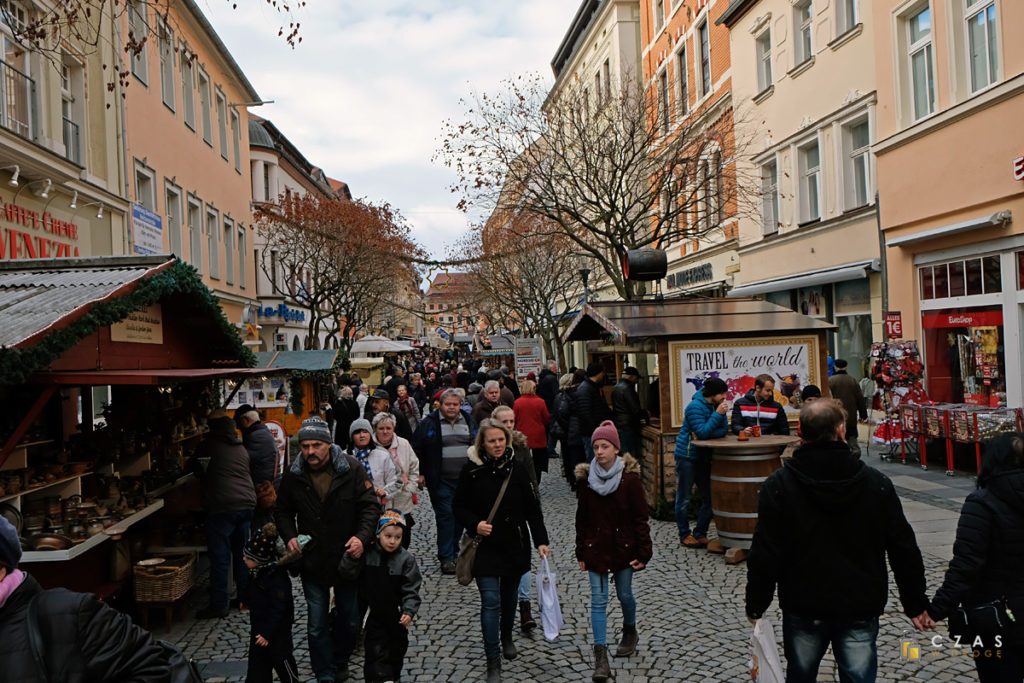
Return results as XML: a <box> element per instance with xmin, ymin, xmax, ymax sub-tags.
<box><xmin>29</xmin><ymin>533</ymin><xmax>73</xmax><ymax>551</ymax></box>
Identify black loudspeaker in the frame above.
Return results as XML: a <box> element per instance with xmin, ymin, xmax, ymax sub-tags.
<box><xmin>622</xmin><ymin>249</ymin><xmax>668</xmax><ymax>281</ymax></box>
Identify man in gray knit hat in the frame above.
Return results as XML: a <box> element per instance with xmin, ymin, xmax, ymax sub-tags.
<box><xmin>275</xmin><ymin>416</ymin><xmax>381</xmax><ymax>682</ymax></box>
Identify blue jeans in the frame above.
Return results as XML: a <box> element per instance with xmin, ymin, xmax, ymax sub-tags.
<box><xmin>617</xmin><ymin>428</ymin><xmax>640</xmax><ymax>460</ymax></box>
<box><xmin>430</xmin><ymin>478</ymin><xmax>463</xmax><ymax>563</ymax></box>
<box><xmin>583</xmin><ymin>436</ymin><xmax>595</xmax><ymax>462</ymax></box>
<box><xmin>205</xmin><ymin>509</ymin><xmax>252</xmax><ymax>611</ymax></box>
<box><xmin>476</xmin><ymin>575</ymin><xmax>519</xmax><ymax>659</ymax></box>
<box><xmin>782</xmin><ymin>614</ymin><xmax>879</xmax><ymax>683</ymax></box>
<box><xmin>588</xmin><ymin>568</ymin><xmax>636</xmax><ymax>645</ymax></box>
<box><xmin>675</xmin><ymin>456</ymin><xmax>712</xmax><ymax>540</ymax></box>
<box><xmin>518</xmin><ymin>572</ymin><xmax>531</xmax><ymax>602</ymax></box>
<box><xmin>301</xmin><ymin>575</ymin><xmax>358</xmax><ymax>681</ymax></box>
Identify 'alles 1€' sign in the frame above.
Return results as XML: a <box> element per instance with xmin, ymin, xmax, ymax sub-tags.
<box><xmin>259</xmin><ymin>303</ymin><xmax>306</xmax><ymax>322</ymax></box>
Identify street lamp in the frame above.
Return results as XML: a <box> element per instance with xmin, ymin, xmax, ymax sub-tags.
<box><xmin>579</xmin><ymin>267</ymin><xmax>591</xmax><ymax>304</ymax></box>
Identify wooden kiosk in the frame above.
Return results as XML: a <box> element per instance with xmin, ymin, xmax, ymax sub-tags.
<box><xmin>563</xmin><ymin>298</ymin><xmax>833</xmax><ymax>539</ymax></box>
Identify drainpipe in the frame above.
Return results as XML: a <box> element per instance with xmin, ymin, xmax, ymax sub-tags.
<box><xmin>876</xmin><ymin>190</ymin><xmax>889</xmax><ymax>320</ymax></box>
<box><xmin>113</xmin><ymin>5</ymin><xmax>132</xmax><ymax>253</ymax></box>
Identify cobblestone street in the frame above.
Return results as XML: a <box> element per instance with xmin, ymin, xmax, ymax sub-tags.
<box><xmin>171</xmin><ymin>452</ymin><xmax>979</xmax><ymax>682</ymax></box>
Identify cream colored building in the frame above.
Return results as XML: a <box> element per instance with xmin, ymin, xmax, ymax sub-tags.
<box><xmin>721</xmin><ymin>0</ymin><xmax>882</xmax><ymax>378</ymax></box>
<box><xmin>0</xmin><ymin>1</ymin><xmax>129</xmax><ymax>263</ymax></box>
<box><xmin>873</xmin><ymin>0</ymin><xmax>1023</xmax><ymax>408</ymax></box>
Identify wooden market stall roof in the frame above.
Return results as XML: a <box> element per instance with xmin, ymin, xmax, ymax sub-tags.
<box><xmin>563</xmin><ymin>298</ymin><xmax>835</xmax><ymax>343</ymax></box>
<box><xmin>253</xmin><ymin>349</ymin><xmax>343</xmax><ymax>372</ymax></box>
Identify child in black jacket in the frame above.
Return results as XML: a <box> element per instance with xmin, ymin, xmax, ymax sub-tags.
<box><xmin>242</xmin><ymin>523</ymin><xmax>298</xmax><ymax>683</ymax></box>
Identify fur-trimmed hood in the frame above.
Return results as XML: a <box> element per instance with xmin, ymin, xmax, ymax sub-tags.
<box><xmin>575</xmin><ymin>453</ymin><xmax>640</xmax><ymax>481</ymax></box>
<box><xmin>467</xmin><ymin>430</ymin><xmax>528</xmax><ymax>465</ymax></box>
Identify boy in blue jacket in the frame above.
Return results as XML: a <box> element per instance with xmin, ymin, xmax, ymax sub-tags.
<box><xmin>674</xmin><ymin>377</ymin><xmax>729</xmax><ymax>548</ymax></box>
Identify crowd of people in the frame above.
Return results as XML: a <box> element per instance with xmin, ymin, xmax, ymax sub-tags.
<box><xmin>1</xmin><ymin>350</ymin><xmax>1020</xmax><ymax>683</ymax></box>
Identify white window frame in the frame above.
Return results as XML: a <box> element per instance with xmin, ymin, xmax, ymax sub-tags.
<box><xmin>594</xmin><ymin>72</ymin><xmax>602</xmax><ymax>107</ymax></box>
<box><xmin>794</xmin><ymin>0</ymin><xmax>813</xmax><ymax>65</ymax></box>
<box><xmin>906</xmin><ymin>4</ymin><xmax>936</xmax><ymax>121</ymax></box>
<box><xmin>188</xmin><ymin>195</ymin><xmax>203</xmax><ymax>273</ymax></box>
<box><xmin>798</xmin><ymin>139</ymin><xmax>821</xmax><ymax>224</ymax></box>
<box><xmin>216</xmin><ymin>88</ymin><xmax>228</xmax><ymax>160</ymax></box>
<box><xmin>180</xmin><ymin>44</ymin><xmax>195</xmax><ymax>130</ymax></box>
<box><xmin>231</xmin><ymin>108</ymin><xmax>241</xmax><ymax>172</ymax></box>
<box><xmin>198</xmin><ymin>68</ymin><xmax>212</xmax><ymax>145</ymax></box>
<box><xmin>133</xmin><ymin>161</ymin><xmax>156</xmax><ymax>211</ymax></box>
<box><xmin>761</xmin><ymin>160</ymin><xmax>779</xmax><ymax>235</ymax></box>
<box><xmin>964</xmin><ymin>0</ymin><xmax>999</xmax><ymax>93</ymax></box>
<box><xmin>237</xmin><ymin>225</ymin><xmax>247</xmax><ymax>288</ymax></box>
<box><xmin>60</xmin><ymin>53</ymin><xmax>85</xmax><ymax>166</ymax></box>
<box><xmin>127</xmin><ymin>1</ymin><xmax>148</xmax><ymax>84</ymax></box>
<box><xmin>755</xmin><ymin>29</ymin><xmax>772</xmax><ymax>92</ymax></box>
<box><xmin>837</xmin><ymin>0</ymin><xmax>859</xmax><ymax>36</ymax></box>
<box><xmin>697</xmin><ymin>20</ymin><xmax>711</xmax><ymax>98</ymax></box>
<box><xmin>206</xmin><ymin>206</ymin><xmax>220</xmax><ymax>280</ymax></box>
<box><xmin>223</xmin><ymin>216</ymin><xmax>235</xmax><ymax>286</ymax></box>
<box><xmin>842</xmin><ymin>116</ymin><xmax>871</xmax><ymax>210</ymax></box>
<box><xmin>676</xmin><ymin>46</ymin><xmax>689</xmax><ymax>116</ymax></box>
<box><xmin>654</xmin><ymin>0</ymin><xmax>665</xmax><ymax>30</ymax></box>
<box><xmin>165</xmin><ymin>182</ymin><xmax>183</xmax><ymax>257</ymax></box>
<box><xmin>602</xmin><ymin>59</ymin><xmax>611</xmax><ymax>102</ymax></box>
<box><xmin>658</xmin><ymin>69</ymin><xmax>670</xmax><ymax>134</ymax></box>
<box><xmin>158</xmin><ymin>20</ymin><xmax>175</xmax><ymax>110</ymax></box>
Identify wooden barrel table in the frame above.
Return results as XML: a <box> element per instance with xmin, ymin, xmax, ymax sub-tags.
<box><xmin>690</xmin><ymin>434</ymin><xmax>800</xmax><ymax>563</ymax></box>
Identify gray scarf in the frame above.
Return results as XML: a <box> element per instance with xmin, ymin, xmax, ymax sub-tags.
<box><xmin>588</xmin><ymin>456</ymin><xmax>624</xmax><ymax>496</ymax></box>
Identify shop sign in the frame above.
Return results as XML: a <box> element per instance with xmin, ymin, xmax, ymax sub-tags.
<box><xmin>1014</xmin><ymin>154</ymin><xmax>1024</xmax><ymax>181</ymax></box>
<box><xmin>258</xmin><ymin>302</ymin><xmax>305</xmax><ymax>322</ymax></box>
<box><xmin>515</xmin><ymin>337</ymin><xmax>543</xmax><ymax>379</ymax></box>
<box><xmin>110</xmin><ymin>304</ymin><xmax>163</xmax><ymax>344</ymax></box>
<box><xmin>921</xmin><ymin>310</ymin><xmax>1003</xmax><ymax>329</ymax></box>
<box><xmin>131</xmin><ymin>203</ymin><xmax>163</xmax><ymax>255</ymax></box>
<box><xmin>885</xmin><ymin>311</ymin><xmax>903</xmax><ymax>339</ymax></box>
<box><xmin>264</xmin><ymin>420</ymin><xmax>289</xmax><ymax>478</ymax></box>
<box><xmin>666</xmin><ymin>263</ymin><xmax>713</xmax><ymax>289</ymax></box>
<box><xmin>0</xmin><ymin>196</ymin><xmax>82</xmax><ymax>260</ymax></box>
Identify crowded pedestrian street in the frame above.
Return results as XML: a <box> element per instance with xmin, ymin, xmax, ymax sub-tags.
<box><xmin>165</xmin><ymin>448</ymin><xmax>979</xmax><ymax>683</ymax></box>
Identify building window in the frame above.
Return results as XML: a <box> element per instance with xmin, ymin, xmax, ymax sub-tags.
<box><xmin>798</xmin><ymin>140</ymin><xmax>821</xmax><ymax>224</ymax></box>
<box><xmin>127</xmin><ymin>1</ymin><xmax>148</xmax><ymax>83</ymax></box>
<box><xmin>238</xmin><ymin>226</ymin><xmax>247</xmax><ymax>288</ymax></box>
<box><xmin>594</xmin><ymin>72</ymin><xmax>602</xmax><ymax>107</ymax></box>
<box><xmin>676</xmin><ymin>47</ymin><xmax>688</xmax><ymax>115</ymax></box>
<box><xmin>602</xmin><ymin>59</ymin><xmax>611</xmax><ymax>102</ymax></box>
<box><xmin>158</xmin><ymin>22</ymin><xmax>175</xmax><ymax>110</ymax></box>
<box><xmin>224</xmin><ymin>217</ymin><xmax>235</xmax><ymax>285</ymax></box>
<box><xmin>907</xmin><ymin>6</ymin><xmax>935</xmax><ymax>120</ymax></box>
<box><xmin>843</xmin><ymin>117</ymin><xmax>871</xmax><ymax>209</ymax></box>
<box><xmin>655</xmin><ymin>0</ymin><xmax>665</xmax><ymax>29</ymax></box>
<box><xmin>216</xmin><ymin>90</ymin><xmax>228</xmax><ymax>159</ymax></box>
<box><xmin>60</xmin><ymin>55</ymin><xmax>85</xmax><ymax>166</ymax></box>
<box><xmin>761</xmin><ymin>161</ymin><xmax>779</xmax><ymax>235</ymax></box>
<box><xmin>794</xmin><ymin>0</ymin><xmax>813</xmax><ymax>64</ymax></box>
<box><xmin>0</xmin><ymin>12</ymin><xmax>32</xmax><ymax>140</ymax></box>
<box><xmin>165</xmin><ymin>184</ymin><xmax>182</xmax><ymax>257</ymax></box>
<box><xmin>180</xmin><ymin>47</ymin><xmax>195</xmax><ymax>129</ymax></box>
<box><xmin>966</xmin><ymin>0</ymin><xmax>998</xmax><ymax>92</ymax></box>
<box><xmin>188</xmin><ymin>197</ymin><xmax>202</xmax><ymax>273</ymax></box>
<box><xmin>838</xmin><ymin>0</ymin><xmax>859</xmax><ymax>35</ymax></box>
<box><xmin>206</xmin><ymin>207</ymin><xmax>220</xmax><ymax>280</ymax></box>
<box><xmin>270</xmin><ymin>249</ymin><xmax>279</xmax><ymax>293</ymax></box>
<box><xmin>658</xmin><ymin>70</ymin><xmax>670</xmax><ymax>133</ymax></box>
<box><xmin>231</xmin><ymin>109</ymin><xmax>241</xmax><ymax>172</ymax></box>
<box><xmin>755</xmin><ymin>30</ymin><xmax>772</xmax><ymax>92</ymax></box>
<box><xmin>198</xmin><ymin>69</ymin><xmax>212</xmax><ymax>145</ymax></box>
<box><xmin>697</xmin><ymin>21</ymin><xmax>711</xmax><ymax>97</ymax></box>
<box><xmin>134</xmin><ymin>163</ymin><xmax>156</xmax><ymax>210</ymax></box>
<box><xmin>920</xmin><ymin>255</ymin><xmax>1002</xmax><ymax>299</ymax></box>
<box><xmin>705</xmin><ymin>151</ymin><xmax>722</xmax><ymax>228</ymax></box>
<box><xmin>263</xmin><ymin>163</ymin><xmax>272</xmax><ymax>202</ymax></box>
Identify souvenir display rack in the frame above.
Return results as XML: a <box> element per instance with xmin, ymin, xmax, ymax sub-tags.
<box><xmin>870</xmin><ymin>340</ymin><xmax>929</xmax><ymax>463</ymax></box>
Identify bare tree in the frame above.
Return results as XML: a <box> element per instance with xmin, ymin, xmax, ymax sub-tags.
<box><xmin>437</xmin><ymin>72</ymin><xmax>757</xmax><ymax>300</ymax></box>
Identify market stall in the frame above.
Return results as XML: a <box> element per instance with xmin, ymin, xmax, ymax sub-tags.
<box><xmin>563</xmin><ymin>298</ymin><xmax>834</xmax><ymax>509</ymax></box>
<box><xmin>0</xmin><ymin>255</ymin><xmax>261</xmax><ymax>599</ymax></box>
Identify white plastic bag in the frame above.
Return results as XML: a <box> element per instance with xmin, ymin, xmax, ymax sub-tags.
<box><xmin>750</xmin><ymin>617</ymin><xmax>784</xmax><ymax>683</ymax></box>
<box><xmin>535</xmin><ymin>556</ymin><xmax>563</xmax><ymax>641</ymax></box>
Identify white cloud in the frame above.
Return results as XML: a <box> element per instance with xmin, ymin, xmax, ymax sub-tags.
<box><xmin>196</xmin><ymin>0</ymin><xmax>581</xmax><ymax>258</ymax></box>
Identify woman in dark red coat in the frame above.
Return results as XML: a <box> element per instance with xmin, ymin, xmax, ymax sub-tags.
<box><xmin>575</xmin><ymin>420</ymin><xmax>652</xmax><ymax>682</ymax></box>
<box><xmin>513</xmin><ymin>380</ymin><xmax>550</xmax><ymax>482</ymax></box>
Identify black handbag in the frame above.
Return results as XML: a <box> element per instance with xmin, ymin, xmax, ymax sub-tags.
<box><xmin>949</xmin><ymin>597</ymin><xmax>1016</xmax><ymax>639</ymax></box>
<box><xmin>455</xmin><ymin>468</ymin><xmax>513</xmax><ymax>586</ymax></box>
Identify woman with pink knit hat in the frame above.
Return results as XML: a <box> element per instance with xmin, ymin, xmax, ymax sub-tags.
<box><xmin>575</xmin><ymin>420</ymin><xmax>652</xmax><ymax>682</ymax></box>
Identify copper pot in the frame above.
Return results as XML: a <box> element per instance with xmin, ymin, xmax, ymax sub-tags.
<box><xmin>29</xmin><ymin>533</ymin><xmax>72</xmax><ymax>551</ymax></box>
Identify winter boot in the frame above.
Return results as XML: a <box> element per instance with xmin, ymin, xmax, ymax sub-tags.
<box><xmin>500</xmin><ymin>629</ymin><xmax>518</xmax><ymax>660</ymax></box>
<box><xmin>615</xmin><ymin>624</ymin><xmax>638</xmax><ymax>657</ymax></box>
<box><xmin>519</xmin><ymin>600</ymin><xmax>537</xmax><ymax>632</ymax></box>
<box><xmin>486</xmin><ymin>656</ymin><xmax>502</xmax><ymax>683</ymax></box>
<box><xmin>592</xmin><ymin>644</ymin><xmax>611</xmax><ymax>681</ymax></box>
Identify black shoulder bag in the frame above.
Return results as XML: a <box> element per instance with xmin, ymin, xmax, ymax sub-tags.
<box><xmin>455</xmin><ymin>467</ymin><xmax>513</xmax><ymax>586</ymax></box>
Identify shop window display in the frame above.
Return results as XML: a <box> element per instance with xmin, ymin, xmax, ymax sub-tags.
<box><xmin>920</xmin><ymin>256</ymin><xmax>1001</xmax><ymax>300</ymax></box>
<box><xmin>922</xmin><ymin>306</ymin><xmax>1005</xmax><ymax>407</ymax></box>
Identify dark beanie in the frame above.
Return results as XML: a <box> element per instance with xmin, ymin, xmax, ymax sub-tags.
<box><xmin>801</xmin><ymin>385</ymin><xmax>822</xmax><ymax>401</ymax></box>
<box><xmin>702</xmin><ymin>377</ymin><xmax>728</xmax><ymax>396</ymax></box>
<box><xmin>298</xmin><ymin>416</ymin><xmax>333</xmax><ymax>443</ymax></box>
<box><xmin>0</xmin><ymin>516</ymin><xmax>21</xmax><ymax>570</ymax></box>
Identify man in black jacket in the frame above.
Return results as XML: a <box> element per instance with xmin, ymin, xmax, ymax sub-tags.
<box><xmin>275</xmin><ymin>416</ymin><xmax>381</xmax><ymax>682</ymax></box>
<box><xmin>364</xmin><ymin>389</ymin><xmax>412</xmax><ymax>441</ymax></box>
<box><xmin>611</xmin><ymin>366</ymin><xmax>645</xmax><ymax>460</ymax></box>
<box><xmin>574</xmin><ymin>362</ymin><xmax>612</xmax><ymax>461</ymax></box>
<box><xmin>731</xmin><ymin>374</ymin><xmax>790</xmax><ymax>435</ymax></box>
<box><xmin>0</xmin><ymin>517</ymin><xmax>196</xmax><ymax>682</ymax></box>
<box><xmin>234</xmin><ymin>404</ymin><xmax>277</xmax><ymax>484</ymax></box>
<box><xmin>536</xmin><ymin>360</ymin><xmax>559</xmax><ymax>411</ymax></box>
<box><xmin>745</xmin><ymin>400</ymin><xmax>930</xmax><ymax>683</ymax></box>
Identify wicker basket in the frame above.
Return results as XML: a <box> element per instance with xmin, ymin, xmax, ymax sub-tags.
<box><xmin>134</xmin><ymin>553</ymin><xmax>195</xmax><ymax>603</ymax></box>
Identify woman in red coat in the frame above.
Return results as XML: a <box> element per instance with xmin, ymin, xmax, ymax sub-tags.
<box><xmin>513</xmin><ymin>380</ymin><xmax>550</xmax><ymax>482</ymax></box>
<box><xmin>575</xmin><ymin>420</ymin><xmax>652</xmax><ymax>682</ymax></box>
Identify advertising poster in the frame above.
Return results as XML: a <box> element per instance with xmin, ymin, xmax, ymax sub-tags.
<box><xmin>668</xmin><ymin>336</ymin><xmax>820</xmax><ymax>428</ymax></box>
<box><xmin>515</xmin><ymin>337</ymin><xmax>543</xmax><ymax>379</ymax></box>
<box><xmin>131</xmin><ymin>202</ymin><xmax>163</xmax><ymax>255</ymax></box>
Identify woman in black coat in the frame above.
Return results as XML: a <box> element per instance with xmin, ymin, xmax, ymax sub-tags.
<box><xmin>453</xmin><ymin>418</ymin><xmax>549</xmax><ymax>683</ymax></box>
<box><xmin>925</xmin><ymin>432</ymin><xmax>1024</xmax><ymax>682</ymax></box>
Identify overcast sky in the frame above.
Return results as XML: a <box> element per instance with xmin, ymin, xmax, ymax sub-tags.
<box><xmin>197</xmin><ymin>0</ymin><xmax>582</xmax><ymax>260</ymax></box>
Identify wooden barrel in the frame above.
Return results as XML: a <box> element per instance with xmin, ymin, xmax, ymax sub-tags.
<box><xmin>709</xmin><ymin>448</ymin><xmax>782</xmax><ymax>550</ymax></box>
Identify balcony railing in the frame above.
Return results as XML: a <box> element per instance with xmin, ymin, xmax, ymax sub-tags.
<box><xmin>0</xmin><ymin>59</ymin><xmax>36</xmax><ymax>141</ymax></box>
<box><xmin>62</xmin><ymin>116</ymin><xmax>80</xmax><ymax>165</ymax></box>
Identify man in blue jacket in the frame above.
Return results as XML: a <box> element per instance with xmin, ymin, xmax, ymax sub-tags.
<box><xmin>674</xmin><ymin>377</ymin><xmax>729</xmax><ymax>548</ymax></box>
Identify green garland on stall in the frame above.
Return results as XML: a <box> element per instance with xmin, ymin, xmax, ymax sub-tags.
<box><xmin>287</xmin><ymin>351</ymin><xmax>349</xmax><ymax>417</ymax></box>
<box><xmin>0</xmin><ymin>260</ymin><xmax>256</xmax><ymax>386</ymax></box>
